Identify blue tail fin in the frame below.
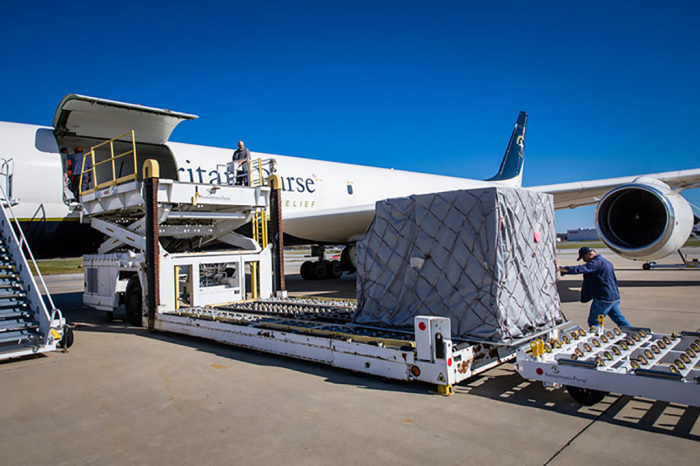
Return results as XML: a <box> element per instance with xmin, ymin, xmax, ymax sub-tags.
<box><xmin>486</xmin><ymin>111</ymin><xmax>527</xmax><ymax>185</ymax></box>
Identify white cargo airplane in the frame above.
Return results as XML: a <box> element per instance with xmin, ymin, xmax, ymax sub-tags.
<box><xmin>0</xmin><ymin>94</ymin><xmax>698</xmax><ymax>279</ymax></box>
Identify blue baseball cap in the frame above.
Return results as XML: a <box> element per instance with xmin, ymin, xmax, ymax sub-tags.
<box><xmin>577</xmin><ymin>247</ymin><xmax>593</xmax><ymax>261</ymax></box>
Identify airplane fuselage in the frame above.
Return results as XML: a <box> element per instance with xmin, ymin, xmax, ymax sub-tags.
<box><xmin>2</xmin><ymin>121</ymin><xmax>511</xmax><ymax>255</ymax></box>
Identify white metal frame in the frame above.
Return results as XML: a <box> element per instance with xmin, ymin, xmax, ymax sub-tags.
<box><xmin>81</xmin><ymin>176</ymin><xmax>571</xmax><ymax>390</ymax></box>
<box><xmin>515</xmin><ymin>326</ymin><xmax>700</xmax><ymax>406</ymax></box>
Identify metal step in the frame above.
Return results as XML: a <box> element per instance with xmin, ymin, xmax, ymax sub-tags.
<box><xmin>0</xmin><ymin>298</ymin><xmax>27</xmax><ymax>309</ymax></box>
<box><xmin>0</xmin><ymin>341</ymin><xmax>45</xmax><ymax>356</ymax></box>
<box><xmin>0</xmin><ymin>329</ymin><xmax>42</xmax><ymax>345</ymax></box>
<box><xmin>0</xmin><ymin>308</ymin><xmax>31</xmax><ymax>320</ymax></box>
<box><xmin>0</xmin><ymin>292</ymin><xmax>27</xmax><ymax>301</ymax></box>
<box><xmin>0</xmin><ymin>319</ymin><xmax>39</xmax><ymax>332</ymax></box>
<box><xmin>0</xmin><ymin>282</ymin><xmax>21</xmax><ymax>290</ymax></box>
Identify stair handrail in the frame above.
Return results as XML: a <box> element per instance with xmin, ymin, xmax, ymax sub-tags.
<box><xmin>0</xmin><ymin>158</ymin><xmax>15</xmax><ymax>205</ymax></box>
<box><xmin>0</xmin><ymin>184</ymin><xmax>56</xmax><ymax>312</ymax></box>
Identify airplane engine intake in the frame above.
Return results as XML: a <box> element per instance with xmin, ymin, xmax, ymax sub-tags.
<box><xmin>595</xmin><ymin>179</ymin><xmax>694</xmax><ymax>261</ymax></box>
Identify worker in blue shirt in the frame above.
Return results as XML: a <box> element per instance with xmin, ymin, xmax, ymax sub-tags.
<box><xmin>556</xmin><ymin>246</ymin><xmax>631</xmax><ymax>329</ymax></box>
<box><xmin>68</xmin><ymin>146</ymin><xmax>92</xmax><ymax>197</ymax></box>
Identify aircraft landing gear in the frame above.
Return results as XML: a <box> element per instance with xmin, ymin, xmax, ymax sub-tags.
<box><xmin>299</xmin><ymin>245</ymin><xmax>351</xmax><ymax>280</ymax></box>
<box><xmin>340</xmin><ymin>245</ymin><xmax>356</xmax><ymax>274</ymax></box>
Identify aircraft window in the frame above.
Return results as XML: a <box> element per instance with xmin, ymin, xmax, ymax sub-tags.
<box><xmin>347</xmin><ymin>185</ymin><xmax>353</xmax><ymax>195</ymax></box>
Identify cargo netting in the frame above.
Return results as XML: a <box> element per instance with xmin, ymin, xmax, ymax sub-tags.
<box><xmin>353</xmin><ymin>187</ymin><xmax>565</xmax><ymax>342</ymax></box>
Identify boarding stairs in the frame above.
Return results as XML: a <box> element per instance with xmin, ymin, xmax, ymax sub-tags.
<box><xmin>0</xmin><ymin>170</ymin><xmax>67</xmax><ymax>361</ymax></box>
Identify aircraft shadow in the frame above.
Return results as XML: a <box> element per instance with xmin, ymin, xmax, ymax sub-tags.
<box><xmin>456</xmin><ymin>367</ymin><xmax>700</xmax><ymax>440</ymax></box>
<box><xmin>285</xmin><ymin>273</ymin><xmax>357</xmax><ymax>299</ymax></box>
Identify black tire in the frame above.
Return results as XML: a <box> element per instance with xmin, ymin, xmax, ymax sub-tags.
<box><xmin>60</xmin><ymin>326</ymin><xmax>75</xmax><ymax>349</ymax></box>
<box><xmin>300</xmin><ymin>261</ymin><xmax>314</xmax><ymax>280</ymax></box>
<box><xmin>311</xmin><ymin>260</ymin><xmax>328</xmax><ymax>280</ymax></box>
<box><xmin>340</xmin><ymin>246</ymin><xmax>356</xmax><ymax>273</ymax></box>
<box><xmin>125</xmin><ymin>276</ymin><xmax>143</xmax><ymax>327</ymax></box>
<box><xmin>328</xmin><ymin>260</ymin><xmax>342</xmax><ymax>279</ymax></box>
<box><xmin>565</xmin><ymin>385</ymin><xmax>608</xmax><ymax>406</ymax></box>
<box><xmin>105</xmin><ymin>311</ymin><xmax>114</xmax><ymax>322</ymax></box>
<box><xmin>642</xmin><ymin>263</ymin><xmax>651</xmax><ymax>270</ymax></box>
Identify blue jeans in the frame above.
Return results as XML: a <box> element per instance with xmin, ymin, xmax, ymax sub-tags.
<box><xmin>588</xmin><ymin>299</ymin><xmax>630</xmax><ymax>328</ymax></box>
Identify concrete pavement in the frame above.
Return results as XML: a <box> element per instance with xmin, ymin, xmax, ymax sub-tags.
<box><xmin>0</xmin><ymin>249</ymin><xmax>698</xmax><ymax>464</ymax></box>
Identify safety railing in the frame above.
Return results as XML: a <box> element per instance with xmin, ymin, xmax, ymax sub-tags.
<box><xmin>224</xmin><ymin>157</ymin><xmax>276</xmax><ymax>187</ymax></box>
<box><xmin>0</xmin><ymin>158</ymin><xmax>15</xmax><ymax>205</ymax></box>
<box><xmin>248</xmin><ymin>158</ymin><xmax>271</xmax><ymax>187</ymax></box>
<box><xmin>79</xmin><ymin>130</ymin><xmax>138</xmax><ymax>196</ymax></box>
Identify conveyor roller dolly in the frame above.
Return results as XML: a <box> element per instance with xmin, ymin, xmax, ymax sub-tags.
<box><xmin>515</xmin><ymin>325</ymin><xmax>700</xmax><ymax>406</ymax></box>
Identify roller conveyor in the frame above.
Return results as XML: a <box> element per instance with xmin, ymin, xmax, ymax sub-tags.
<box><xmin>167</xmin><ymin>298</ymin><xmax>415</xmax><ymax>343</ymax></box>
<box><xmin>515</xmin><ymin>326</ymin><xmax>700</xmax><ymax>406</ymax></box>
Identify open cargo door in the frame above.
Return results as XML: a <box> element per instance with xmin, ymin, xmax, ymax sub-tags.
<box><xmin>53</xmin><ymin>94</ymin><xmax>197</xmax><ymax>144</ymax></box>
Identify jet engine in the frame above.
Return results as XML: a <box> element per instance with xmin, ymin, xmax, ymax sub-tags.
<box><xmin>595</xmin><ymin>177</ymin><xmax>694</xmax><ymax>261</ymax></box>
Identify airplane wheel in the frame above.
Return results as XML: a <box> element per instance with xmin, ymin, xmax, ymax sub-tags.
<box><xmin>125</xmin><ymin>276</ymin><xmax>143</xmax><ymax>327</ymax></box>
<box><xmin>300</xmin><ymin>261</ymin><xmax>314</xmax><ymax>280</ymax></box>
<box><xmin>565</xmin><ymin>385</ymin><xmax>608</xmax><ymax>406</ymax></box>
<box><xmin>311</xmin><ymin>260</ymin><xmax>328</xmax><ymax>280</ymax></box>
<box><xmin>328</xmin><ymin>260</ymin><xmax>342</xmax><ymax>279</ymax></box>
<box><xmin>340</xmin><ymin>246</ymin><xmax>356</xmax><ymax>273</ymax></box>
<box><xmin>642</xmin><ymin>263</ymin><xmax>651</xmax><ymax>270</ymax></box>
<box><xmin>60</xmin><ymin>326</ymin><xmax>75</xmax><ymax>349</ymax></box>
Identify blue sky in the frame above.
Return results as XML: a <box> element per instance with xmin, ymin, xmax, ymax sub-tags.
<box><xmin>1</xmin><ymin>1</ymin><xmax>699</xmax><ymax>231</ymax></box>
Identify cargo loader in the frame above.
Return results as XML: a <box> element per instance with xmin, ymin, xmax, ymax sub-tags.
<box><xmin>78</xmin><ymin>139</ymin><xmax>699</xmax><ymax>403</ymax></box>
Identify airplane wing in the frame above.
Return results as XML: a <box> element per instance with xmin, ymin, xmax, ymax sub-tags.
<box><xmin>530</xmin><ymin>168</ymin><xmax>700</xmax><ymax>209</ymax></box>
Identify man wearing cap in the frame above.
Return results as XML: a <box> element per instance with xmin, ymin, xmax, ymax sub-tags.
<box><xmin>556</xmin><ymin>247</ymin><xmax>631</xmax><ymax>329</ymax></box>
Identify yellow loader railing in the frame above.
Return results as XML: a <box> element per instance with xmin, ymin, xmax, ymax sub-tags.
<box><xmin>250</xmin><ymin>207</ymin><xmax>268</xmax><ymax>300</ymax></box>
<box><xmin>79</xmin><ymin>130</ymin><xmax>138</xmax><ymax>196</ymax></box>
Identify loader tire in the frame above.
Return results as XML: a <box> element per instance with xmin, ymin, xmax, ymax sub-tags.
<box><xmin>565</xmin><ymin>385</ymin><xmax>608</xmax><ymax>406</ymax></box>
<box><xmin>125</xmin><ymin>276</ymin><xmax>143</xmax><ymax>327</ymax></box>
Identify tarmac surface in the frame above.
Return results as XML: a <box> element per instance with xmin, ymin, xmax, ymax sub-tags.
<box><xmin>1</xmin><ymin>248</ymin><xmax>699</xmax><ymax>465</ymax></box>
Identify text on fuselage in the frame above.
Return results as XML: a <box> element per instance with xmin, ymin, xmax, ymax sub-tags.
<box><xmin>177</xmin><ymin>160</ymin><xmax>316</xmax><ymax>193</ymax></box>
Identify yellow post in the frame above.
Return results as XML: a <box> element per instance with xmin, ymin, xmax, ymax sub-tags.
<box><xmin>174</xmin><ymin>266</ymin><xmax>180</xmax><ymax>310</ymax></box>
<box><xmin>90</xmin><ymin>150</ymin><xmax>96</xmax><ymax>192</ymax></box>
<box><xmin>536</xmin><ymin>339</ymin><xmax>545</xmax><ymax>357</ymax></box>
<box><xmin>110</xmin><ymin>140</ymin><xmax>116</xmax><ymax>185</ymax></box>
<box><xmin>132</xmin><ymin>130</ymin><xmax>138</xmax><ymax>179</ymax></box>
<box><xmin>250</xmin><ymin>262</ymin><xmax>258</xmax><ymax>299</ymax></box>
<box><xmin>143</xmin><ymin>159</ymin><xmax>160</xmax><ymax>179</ymax></box>
<box><xmin>79</xmin><ymin>152</ymin><xmax>88</xmax><ymax>196</ymax></box>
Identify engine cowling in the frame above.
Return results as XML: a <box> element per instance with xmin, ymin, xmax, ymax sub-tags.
<box><xmin>595</xmin><ymin>178</ymin><xmax>694</xmax><ymax>261</ymax></box>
